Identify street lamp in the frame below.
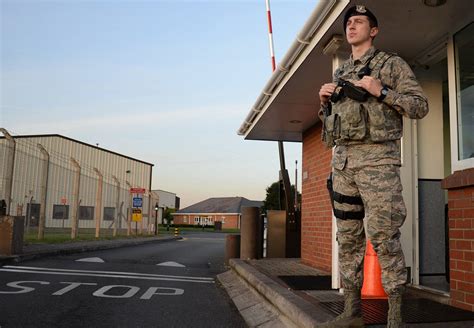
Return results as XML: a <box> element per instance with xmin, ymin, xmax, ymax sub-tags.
<box><xmin>154</xmin><ymin>203</ymin><xmax>159</xmax><ymax>236</ymax></box>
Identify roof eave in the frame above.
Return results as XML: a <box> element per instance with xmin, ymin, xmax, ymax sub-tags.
<box><xmin>237</xmin><ymin>0</ymin><xmax>350</xmax><ymax>140</ymax></box>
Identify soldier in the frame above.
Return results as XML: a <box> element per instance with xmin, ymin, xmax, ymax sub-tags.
<box><xmin>318</xmin><ymin>5</ymin><xmax>428</xmax><ymax>328</ymax></box>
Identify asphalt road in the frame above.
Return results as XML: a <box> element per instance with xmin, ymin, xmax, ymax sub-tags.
<box><xmin>0</xmin><ymin>232</ymin><xmax>246</xmax><ymax>328</ymax></box>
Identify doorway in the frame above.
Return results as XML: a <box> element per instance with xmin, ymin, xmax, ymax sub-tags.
<box><xmin>415</xmin><ymin>56</ymin><xmax>450</xmax><ymax>293</ymax></box>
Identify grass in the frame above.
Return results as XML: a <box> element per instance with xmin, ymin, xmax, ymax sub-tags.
<box><xmin>23</xmin><ymin>226</ymin><xmax>241</xmax><ymax>244</ymax></box>
<box><xmin>23</xmin><ymin>228</ymin><xmax>153</xmax><ymax>244</ymax></box>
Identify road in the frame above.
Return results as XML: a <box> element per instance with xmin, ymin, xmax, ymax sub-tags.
<box><xmin>0</xmin><ymin>232</ymin><xmax>246</xmax><ymax>328</ymax></box>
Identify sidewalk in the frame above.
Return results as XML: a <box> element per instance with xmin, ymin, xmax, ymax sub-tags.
<box><xmin>0</xmin><ymin>235</ymin><xmax>178</xmax><ymax>265</ymax></box>
<box><xmin>217</xmin><ymin>258</ymin><xmax>474</xmax><ymax>328</ymax></box>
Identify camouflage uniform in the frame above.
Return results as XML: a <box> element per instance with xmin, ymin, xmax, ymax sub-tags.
<box><xmin>321</xmin><ymin>46</ymin><xmax>428</xmax><ymax>296</ymax></box>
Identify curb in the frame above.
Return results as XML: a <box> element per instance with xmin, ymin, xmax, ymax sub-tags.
<box><xmin>229</xmin><ymin>259</ymin><xmax>334</xmax><ymax>328</ymax></box>
<box><xmin>217</xmin><ymin>270</ymin><xmax>293</xmax><ymax>327</ymax></box>
<box><xmin>0</xmin><ymin>236</ymin><xmax>179</xmax><ymax>265</ymax></box>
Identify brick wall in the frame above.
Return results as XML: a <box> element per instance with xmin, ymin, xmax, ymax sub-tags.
<box><xmin>301</xmin><ymin>124</ymin><xmax>333</xmax><ymax>273</ymax></box>
<box><xmin>442</xmin><ymin>168</ymin><xmax>474</xmax><ymax>311</ymax></box>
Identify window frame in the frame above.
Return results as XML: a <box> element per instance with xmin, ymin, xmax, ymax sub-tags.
<box><xmin>103</xmin><ymin>207</ymin><xmax>115</xmax><ymax>221</ymax></box>
<box><xmin>448</xmin><ymin>25</ymin><xmax>474</xmax><ymax>172</ymax></box>
<box><xmin>52</xmin><ymin>204</ymin><xmax>69</xmax><ymax>220</ymax></box>
<box><xmin>79</xmin><ymin>206</ymin><xmax>94</xmax><ymax>221</ymax></box>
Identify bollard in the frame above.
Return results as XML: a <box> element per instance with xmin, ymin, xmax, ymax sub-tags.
<box><xmin>225</xmin><ymin>234</ymin><xmax>241</xmax><ymax>265</ymax></box>
<box><xmin>174</xmin><ymin>227</ymin><xmax>179</xmax><ymax>237</ymax></box>
<box><xmin>0</xmin><ymin>216</ymin><xmax>24</xmax><ymax>255</ymax></box>
<box><xmin>240</xmin><ymin>206</ymin><xmax>259</xmax><ymax>260</ymax></box>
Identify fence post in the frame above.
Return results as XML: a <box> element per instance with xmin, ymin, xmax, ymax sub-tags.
<box><xmin>37</xmin><ymin>144</ymin><xmax>50</xmax><ymax>240</ymax></box>
<box><xmin>126</xmin><ymin>181</ymin><xmax>132</xmax><ymax>236</ymax></box>
<box><xmin>93</xmin><ymin>168</ymin><xmax>103</xmax><ymax>238</ymax></box>
<box><xmin>70</xmin><ymin>157</ymin><xmax>81</xmax><ymax>239</ymax></box>
<box><xmin>0</xmin><ymin>128</ymin><xmax>16</xmax><ymax>216</ymax></box>
<box><xmin>112</xmin><ymin>175</ymin><xmax>120</xmax><ymax>237</ymax></box>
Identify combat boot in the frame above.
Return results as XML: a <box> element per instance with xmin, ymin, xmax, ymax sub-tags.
<box><xmin>387</xmin><ymin>295</ymin><xmax>405</xmax><ymax>328</ymax></box>
<box><xmin>318</xmin><ymin>290</ymin><xmax>364</xmax><ymax>327</ymax></box>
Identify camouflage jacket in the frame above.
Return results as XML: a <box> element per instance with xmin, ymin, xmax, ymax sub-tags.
<box><xmin>321</xmin><ymin>47</ymin><xmax>429</xmax><ymax>169</ymax></box>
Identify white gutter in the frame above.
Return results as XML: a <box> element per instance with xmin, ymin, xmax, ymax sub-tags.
<box><xmin>237</xmin><ymin>0</ymin><xmax>344</xmax><ymax>137</ymax></box>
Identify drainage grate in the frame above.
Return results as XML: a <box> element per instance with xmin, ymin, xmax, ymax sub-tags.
<box><xmin>277</xmin><ymin>275</ymin><xmax>332</xmax><ymax>290</ymax></box>
<box><xmin>319</xmin><ymin>298</ymin><xmax>474</xmax><ymax>325</ymax></box>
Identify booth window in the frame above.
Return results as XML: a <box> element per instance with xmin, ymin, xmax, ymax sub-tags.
<box><xmin>454</xmin><ymin>22</ymin><xmax>474</xmax><ymax>160</ymax></box>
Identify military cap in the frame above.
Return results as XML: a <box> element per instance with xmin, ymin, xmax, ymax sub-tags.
<box><xmin>343</xmin><ymin>5</ymin><xmax>378</xmax><ymax>31</ymax></box>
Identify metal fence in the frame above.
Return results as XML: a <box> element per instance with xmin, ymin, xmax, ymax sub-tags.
<box><xmin>0</xmin><ymin>129</ymin><xmax>158</xmax><ymax>240</ymax></box>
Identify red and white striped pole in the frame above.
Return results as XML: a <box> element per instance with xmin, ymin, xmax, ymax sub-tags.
<box><xmin>265</xmin><ymin>0</ymin><xmax>276</xmax><ymax>72</ymax></box>
<box><xmin>264</xmin><ymin>1</ymin><xmax>292</xmax><ymax>215</ymax></box>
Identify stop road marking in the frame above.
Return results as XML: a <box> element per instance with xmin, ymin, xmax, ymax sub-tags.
<box><xmin>0</xmin><ymin>281</ymin><xmax>184</xmax><ymax>299</ymax></box>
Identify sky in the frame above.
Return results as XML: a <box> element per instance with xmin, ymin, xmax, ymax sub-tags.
<box><xmin>1</xmin><ymin>0</ymin><xmax>318</xmax><ymax>208</ymax></box>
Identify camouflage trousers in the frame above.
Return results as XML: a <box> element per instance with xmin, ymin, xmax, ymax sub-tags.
<box><xmin>333</xmin><ymin>164</ymin><xmax>407</xmax><ymax>296</ymax></box>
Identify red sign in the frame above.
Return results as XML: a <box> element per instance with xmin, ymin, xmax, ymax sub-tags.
<box><xmin>130</xmin><ymin>188</ymin><xmax>146</xmax><ymax>194</ymax></box>
<box><xmin>61</xmin><ymin>197</ymin><xmax>67</xmax><ymax>205</ymax></box>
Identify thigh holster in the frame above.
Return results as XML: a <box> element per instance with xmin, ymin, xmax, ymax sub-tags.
<box><xmin>333</xmin><ymin>191</ymin><xmax>365</xmax><ymax>220</ymax></box>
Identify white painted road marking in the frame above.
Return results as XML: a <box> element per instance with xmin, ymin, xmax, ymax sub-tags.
<box><xmin>93</xmin><ymin>285</ymin><xmax>140</xmax><ymax>298</ymax></box>
<box><xmin>0</xmin><ymin>265</ymin><xmax>214</xmax><ymax>284</ymax></box>
<box><xmin>52</xmin><ymin>282</ymin><xmax>97</xmax><ymax>295</ymax></box>
<box><xmin>3</xmin><ymin>265</ymin><xmax>213</xmax><ymax>281</ymax></box>
<box><xmin>0</xmin><ymin>281</ymin><xmax>50</xmax><ymax>294</ymax></box>
<box><xmin>157</xmin><ymin>261</ymin><xmax>185</xmax><ymax>267</ymax></box>
<box><xmin>75</xmin><ymin>257</ymin><xmax>105</xmax><ymax>263</ymax></box>
<box><xmin>0</xmin><ymin>280</ymin><xmax>184</xmax><ymax>298</ymax></box>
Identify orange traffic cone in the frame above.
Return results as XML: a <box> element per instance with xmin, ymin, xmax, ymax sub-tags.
<box><xmin>362</xmin><ymin>240</ymin><xmax>387</xmax><ymax>299</ymax></box>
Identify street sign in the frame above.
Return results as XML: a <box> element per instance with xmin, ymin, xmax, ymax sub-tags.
<box><xmin>133</xmin><ymin>197</ymin><xmax>143</xmax><ymax>208</ymax></box>
<box><xmin>132</xmin><ymin>208</ymin><xmax>142</xmax><ymax>222</ymax></box>
<box><xmin>130</xmin><ymin>188</ymin><xmax>146</xmax><ymax>194</ymax></box>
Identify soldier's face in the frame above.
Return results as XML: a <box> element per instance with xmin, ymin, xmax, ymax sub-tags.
<box><xmin>346</xmin><ymin>16</ymin><xmax>378</xmax><ymax>46</ymax></box>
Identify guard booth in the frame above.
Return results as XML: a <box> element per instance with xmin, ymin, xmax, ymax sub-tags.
<box><xmin>237</xmin><ymin>0</ymin><xmax>474</xmax><ymax>311</ymax></box>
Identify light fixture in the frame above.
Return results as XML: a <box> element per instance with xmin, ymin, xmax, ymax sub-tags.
<box><xmin>323</xmin><ymin>35</ymin><xmax>343</xmax><ymax>55</ymax></box>
<box><xmin>423</xmin><ymin>0</ymin><xmax>446</xmax><ymax>7</ymax></box>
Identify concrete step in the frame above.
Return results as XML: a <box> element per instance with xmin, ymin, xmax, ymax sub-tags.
<box><xmin>219</xmin><ymin>259</ymin><xmax>335</xmax><ymax>328</ymax></box>
<box><xmin>217</xmin><ymin>270</ymin><xmax>292</xmax><ymax>328</ymax></box>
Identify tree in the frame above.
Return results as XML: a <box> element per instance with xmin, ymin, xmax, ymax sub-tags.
<box><xmin>262</xmin><ymin>181</ymin><xmax>301</xmax><ymax>213</ymax></box>
<box><xmin>163</xmin><ymin>207</ymin><xmax>175</xmax><ymax>224</ymax></box>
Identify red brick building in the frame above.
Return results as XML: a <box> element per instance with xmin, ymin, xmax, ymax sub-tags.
<box><xmin>172</xmin><ymin>197</ymin><xmax>263</xmax><ymax>230</ymax></box>
<box><xmin>238</xmin><ymin>1</ymin><xmax>474</xmax><ymax>311</ymax></box>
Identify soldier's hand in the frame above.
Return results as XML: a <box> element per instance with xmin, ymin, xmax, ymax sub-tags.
<box><xmin>353</xmin><ymin>76</ymin><xmax>383</xmax><ymax>97</ymax></box>
<box><xmin>319</xmin><ymin>83</ymin><xmax>337</xmax><ymax>105</ymax></box>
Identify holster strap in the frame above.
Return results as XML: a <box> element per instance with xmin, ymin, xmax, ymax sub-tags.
<box><xmin>334</xmin><ymin>208</ymin><xmax>365</xmax><ymax>220</ymax></box>
<box><xmin>333</xmin><ymin>191</ymin><xmax>363</xmax><ymax>205</ymax></box>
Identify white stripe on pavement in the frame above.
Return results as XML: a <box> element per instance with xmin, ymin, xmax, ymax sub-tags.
<box><xmin>157</xmin><ymin>261</ymin><xmax>185</xmax><ymax>267</ymax></box>
<box><xmin>76</xmin><ymin>257</ymin><xmax>105</xmax><ymax>263</ymax></box>
<box><xmin>0</xmin><ymin>268</ymin><xmax>214</xmax><ymax>284</ymax></box>
<box><xmin>3</xmin><ymin>265</ymin><xmax>213</xmax><ymax>281</ymax></box>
